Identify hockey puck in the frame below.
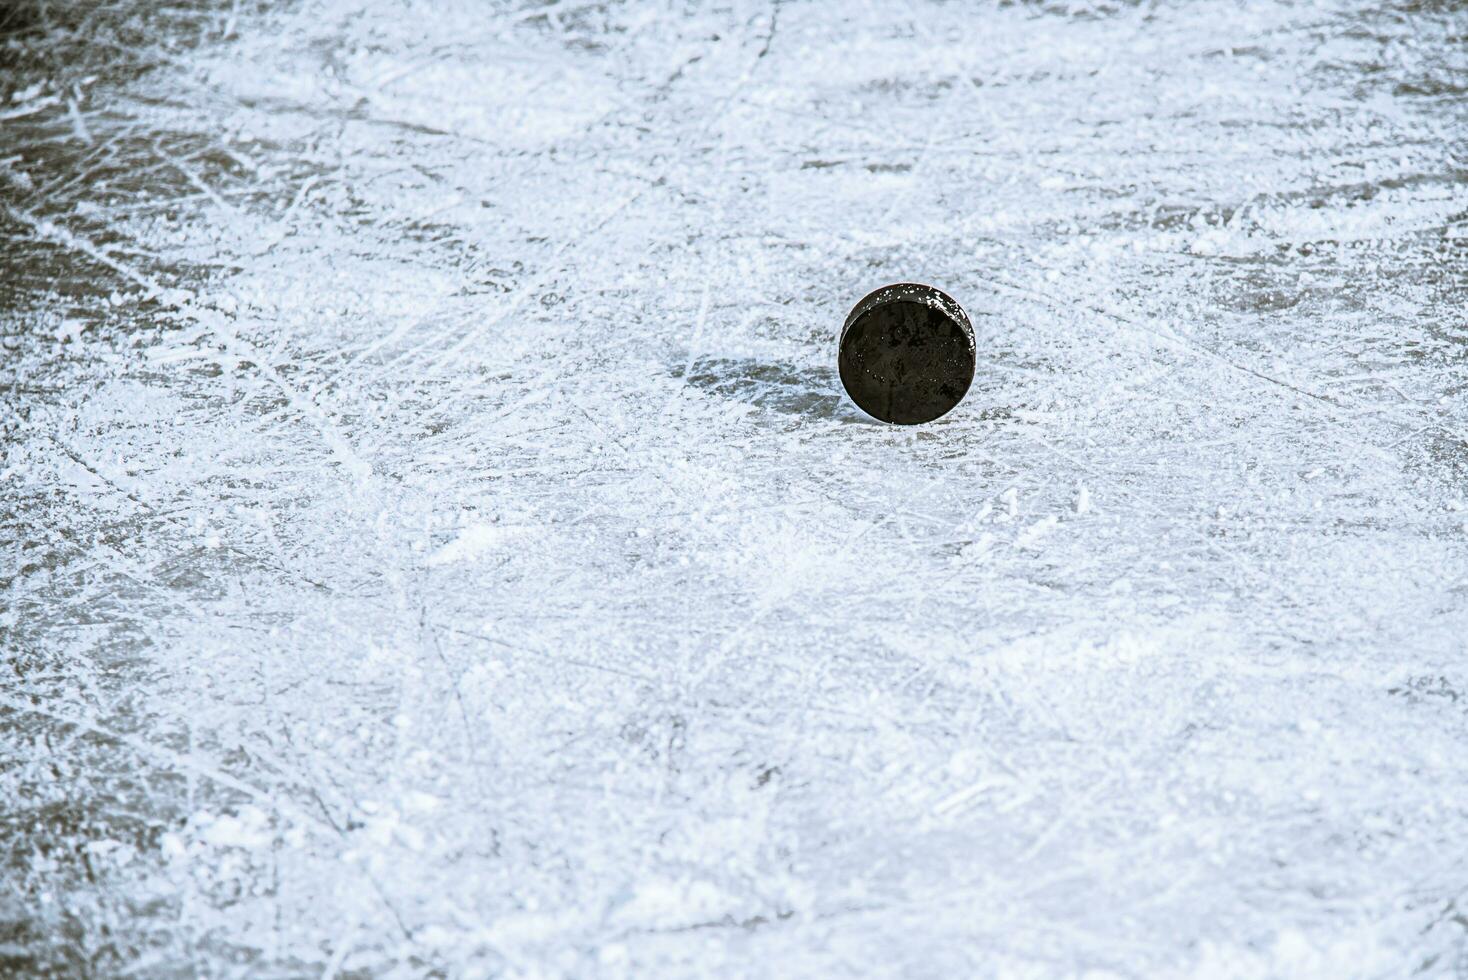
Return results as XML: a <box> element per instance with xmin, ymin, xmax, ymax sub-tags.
<box><xmin>838</xmin><ymin>283</ymin><xmax>975</xmax><ymax>425</ymax></box>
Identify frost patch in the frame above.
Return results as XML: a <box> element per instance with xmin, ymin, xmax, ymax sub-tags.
<box><xmin>609</xmin><ymin>876</ymin><xmax>747</xmax><ymax>931</ymax></box>
<box><xmin>426</xmin><ymin>522</ymin><xmax>526</xmax><ymax>566</ymax></box>
<box><xmin>982</xmin><ymin>624</ymin><xmax>1169</xmax><ymax>675</ymax></box>
<box><xmin>194</xmin><ymin>805</ymin><xmax>274</xmax><ymax>851</ymax></box>
<box><xmin>347</xmin><ymin>55</ymin><xmax>617</xmax><ymax>150</ymax></box>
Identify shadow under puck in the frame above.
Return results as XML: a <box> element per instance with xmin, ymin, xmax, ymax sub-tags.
<box><xmin>838</xmin><ymin>283</ymin><xmax>975</xmax><ymax>425</ymax></box>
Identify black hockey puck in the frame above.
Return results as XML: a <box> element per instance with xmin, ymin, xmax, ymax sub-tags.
<box><xmin>838</xmin><ymin>283</ymin><xmax>974</xmax><ymax>425</ymax></box>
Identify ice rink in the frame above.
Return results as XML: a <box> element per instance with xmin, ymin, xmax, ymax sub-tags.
<box><xmin>3</xmin><ymin>0</ymin><xmax>1467</xmax><ymax>974</ymax></box>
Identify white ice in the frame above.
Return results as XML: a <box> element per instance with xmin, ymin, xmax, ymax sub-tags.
<box><xmin>2</xmin><ymin>0</ymin><xmax>1467</xmax><ymax>975</ymax></box>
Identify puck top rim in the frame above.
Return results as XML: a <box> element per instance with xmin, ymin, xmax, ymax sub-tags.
<box><xmin>842</xmin><ymin>282</ymin><xmax>973</xmax><ymax>340</ymax></box>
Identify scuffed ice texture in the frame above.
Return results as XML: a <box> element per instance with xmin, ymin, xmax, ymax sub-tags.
<box><xmin>2</xmin><ymin>0</ymin><xmax>1467</xmax><ymax>975</ymax></box>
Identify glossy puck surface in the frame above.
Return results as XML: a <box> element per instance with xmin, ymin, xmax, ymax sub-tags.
<box><xmin>838</xmin><ymin>283</ymin><xmax>975</xmax><ymax>425</ymax></box>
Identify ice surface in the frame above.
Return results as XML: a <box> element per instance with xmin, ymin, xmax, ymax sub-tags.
<box><xmin>2</xmin><ymin>0</ymin><xmax>1467</xmax><ymax>975</ymax></box>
